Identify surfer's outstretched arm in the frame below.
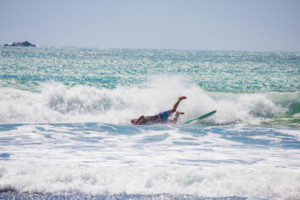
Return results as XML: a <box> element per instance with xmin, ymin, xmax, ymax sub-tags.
<box><xmin>170</xmin><ymin>112</ymin><xmax>184</xmax><ymax>123</ymax></box>
<box><xmin>132</xmin><ymin>115</ymin><xmax>146</xmax><ymax>125</ymax></box>
<box><xmin>171</xmin><ymin>96</ymin><xmax>187</xmax><ymax>113</ymax></box>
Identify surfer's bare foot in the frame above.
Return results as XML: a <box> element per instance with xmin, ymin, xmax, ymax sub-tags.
<box><xmin>178</xmin><ymin>96</ymin><xmax>187</xmax><ymax>101</ymax></box>
<box><xmin>171</xmin><ymin>96</ymin><xmax>187</xmax><ymax>113</ymax></box>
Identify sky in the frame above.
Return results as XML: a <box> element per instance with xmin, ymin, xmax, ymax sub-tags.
<box><xmin>0</xmin><ymin>0</ymin><xmax>300</xmax><ymax>51</ymax></box>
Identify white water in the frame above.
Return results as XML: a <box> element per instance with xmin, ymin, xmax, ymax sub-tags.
<box><xmin>0</xmin><ymin>123</ymin><xmax>300</xmax><ymax>199</ymax></box>
<box><xmin>1</xmin><ymin>162</ymin><xmax>300</xmax><ymax>198</ymax></box>
<box><xmin>0</xmin><ymin>76</ymin><xmax>290</xmax><ymax>125</ymax></box>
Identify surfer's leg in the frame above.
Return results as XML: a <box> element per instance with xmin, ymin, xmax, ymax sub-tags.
<box><xmin>171</xmin><ymin>96</ymin><xmax>187</xmax><ymax>113</ymax></box>
<box><xmin>170</xmin><ymin>111</ymin><xmax>184</xmax><ymax>123</ymax></box>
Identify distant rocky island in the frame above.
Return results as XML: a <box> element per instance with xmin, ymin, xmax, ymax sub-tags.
<box><xmin>4</xmin><ymin>41</ymin><xmax>37</xmax><ymax>47</ymax></box>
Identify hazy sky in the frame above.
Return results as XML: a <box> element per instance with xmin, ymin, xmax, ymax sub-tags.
<box><xmin>1</xmin><ymin>0</ymin><xmax>300</xmax><ymax>51</ymax></box>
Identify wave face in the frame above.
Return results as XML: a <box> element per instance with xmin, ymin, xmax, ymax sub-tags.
<box><xmin>0</xmin><ymin>47</ymin><xmax>300</xmax><ymax>199</ymax></box>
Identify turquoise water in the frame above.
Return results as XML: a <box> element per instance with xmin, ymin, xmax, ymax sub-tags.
<box><xmin>1</xmin><ymin>47</ymin><xmax>300</xmax><ymax>92</ymax></box>
<box><xmin>0</xmin><ymin>47</ymin><xmax>300</xmax><ymax>199</ymax></box>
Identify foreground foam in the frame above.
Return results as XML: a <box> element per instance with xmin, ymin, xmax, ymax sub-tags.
<box><xmin>0</xmin><ymin>162</ymin><xmax>299</xmax><ymax>199</ymax></box>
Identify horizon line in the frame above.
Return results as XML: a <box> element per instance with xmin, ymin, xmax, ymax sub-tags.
<box><xmin>1</xmin><ymin>42</ymin><xmax>300</xmax><ymax>53</ymax></box>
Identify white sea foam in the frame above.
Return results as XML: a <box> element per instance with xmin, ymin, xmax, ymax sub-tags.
<box><xmin>0</xmin><ymin>76</ymin><xmax>292</xmax><ymax>125</ymax></box>
<box><xmin>0</xmin><ymin>162</ymin><xmax>299</xmax><ymax>199</ymax></box>
<box><xmin>0</xmin><ymin>120</ymin><xmax>299</xmax><ymax>199</ymax></box>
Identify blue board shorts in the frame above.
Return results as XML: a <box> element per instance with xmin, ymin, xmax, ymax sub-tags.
<box><xmin>139</xmin><ymin>110</ymin><xmax>173</xmax><ymax>125</ymax></box>
<box><xmin>158</xmin><ymin>110</ymin><xmax>173</xmax><ymax>121</ymax></box>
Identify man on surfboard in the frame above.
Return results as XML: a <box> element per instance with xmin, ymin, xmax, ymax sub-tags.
<box><xmin>131</xmin><ymin>96</ymin><xmax>187</xmax><ymax>125</ymax></box>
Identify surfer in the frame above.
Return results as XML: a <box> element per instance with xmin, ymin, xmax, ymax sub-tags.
<box><xmin>131</xmin><ymin>96</ymin><xmax>187</xmax><ymax>125</ymax></box>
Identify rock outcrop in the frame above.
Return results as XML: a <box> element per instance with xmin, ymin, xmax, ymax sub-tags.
<box><xmin>4</xmin><ymin>41</ymin><xmax>37</xmax><ymax>47</ymax></box>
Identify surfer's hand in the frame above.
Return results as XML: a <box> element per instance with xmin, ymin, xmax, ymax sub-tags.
<box><xmin>176</xmin><ymin>111</ymin><xmax>184</xmax><ymax>115</ymax></box>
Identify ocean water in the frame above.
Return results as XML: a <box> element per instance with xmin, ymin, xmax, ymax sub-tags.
<box><xmin>0</xmin><ymin>47</ymin><xmax>300</xmax><ymax>200</ymax></box>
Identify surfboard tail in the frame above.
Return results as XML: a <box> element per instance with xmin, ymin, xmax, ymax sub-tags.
<box><xmin>184</xmin><ymin>110</ymin><xmax>217</xmax><ymax>124</ymax></box>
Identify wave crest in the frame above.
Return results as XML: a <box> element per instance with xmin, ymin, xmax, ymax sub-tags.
<box><xmin>0</xmin><ymin>78</ymin><xmax>299</xmax><ymax>127</ymax></box>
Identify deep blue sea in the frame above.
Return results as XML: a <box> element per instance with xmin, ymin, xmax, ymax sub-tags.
<box><xmin>0</xmin><ymin>47</ymin><xmax>300</xmax><ymax>200</ymax></box>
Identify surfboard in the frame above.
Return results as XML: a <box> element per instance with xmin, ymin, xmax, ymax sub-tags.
<box><xmin>183</xmin><ymin>110</ymin><xmax>217</xmax><ymax>124</ymax></box>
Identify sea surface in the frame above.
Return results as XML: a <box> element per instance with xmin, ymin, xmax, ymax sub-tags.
<box><xmin>0</xmin><ymin>47</ymin><xmax>300</xmax><ymax>200</ymax></box>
